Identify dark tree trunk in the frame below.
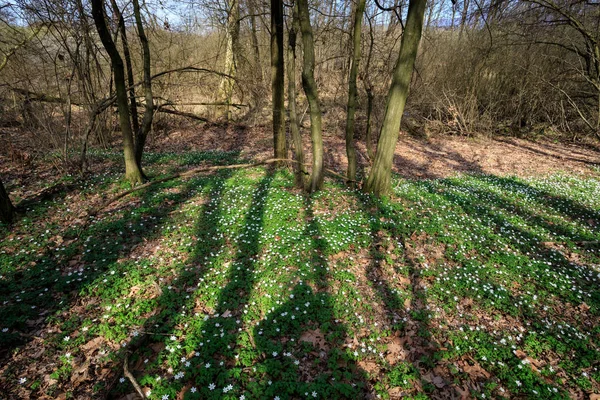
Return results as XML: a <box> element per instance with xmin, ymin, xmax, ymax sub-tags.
<box><xmin>271</xmin><ymin>0</ymin><xmax>286</xmax><ymax>162</ymax></box>
<box><xmin>109</xmin><ymin>0</ymin><xmax>140</xmax><ymax>137</ymax></box>
<box><xmin>132</xmin><ymin>0</ymin><xmax>154</xmax><ymax>168</ymax></box>
<box><xmin>0</xmin><ymin>178</ymin><xmax>15</xmax><ymax>225</ymax></box>
<box><xmin>91</xmin><ymin>0</ymin><xmax>144</xmax><ymax>184</ymax></box>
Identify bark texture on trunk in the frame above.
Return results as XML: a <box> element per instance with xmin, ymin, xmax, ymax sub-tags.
<box><xmin>248</xmin><ymin>0</ymin><xmax>263</xmax><ymax>84</ymax></box>
<box><xmin>133</xmin><ymin>0</ymin><xmax>154</xmax><ymax>168</ymax></box>
<box><xmin>218</xmin><ymin>0</ymin><xmax>240</xmax><ymax>121</ymax></box>
<box><xmin>363</xmin><ymin>0</ymin><xmax>426</xmax><ymax>196</ymax></box>
<box><xmin>364</xmin><ymin>14</ymin><xmax>376</xmax><ymax>160</ymax></box>
<box><xmin>288</xmin><ymin>1</ymin><xmax>306</xmax><ymax>188</ymax></box>
<box><xmin>110</xmin><ymin>0</ymin><xmax>140</xmax><ymax>137</ymax></box>
<box><xmin>345</xmin><ymin>0</ymin><xmax>366</xmax><ymax>185</ymax></box>
<box><xmin>271</xmin><ymin>0</ymin><xmax>286</xmax><ymax>161</ymax></box>
<box><xmin>298</xmin><ymin>0</ymin><xmax>324</xmax><ymax>192</ymax></box>
<box><xmin>91</xmin><ymin>0</ymin><xmax>144</xmax><ymax>184</ymax></box>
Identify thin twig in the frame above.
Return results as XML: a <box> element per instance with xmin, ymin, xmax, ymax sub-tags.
<box><xmin>123</xmin><ymin>352</ymin><xmax>146</xmax><ymax>399</ymax></box>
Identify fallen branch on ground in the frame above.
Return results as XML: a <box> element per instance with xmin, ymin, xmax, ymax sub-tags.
<box><xmin>9</xmin><ymin>87</ymin><xmax>83</xmax><ymax>106</ymax></box>
<box><xmin>154</xmin><ymin>104</ymin><xmax>209</xmax><ymax>122</ymax></box>
<box><xmin>123</xmin><ymin>352</ymin><xmax>146</xmax><ymax>399</ymax></box>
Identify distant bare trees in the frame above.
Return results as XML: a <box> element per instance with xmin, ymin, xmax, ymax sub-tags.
<box><xmin>520</xmin><ymin>0</ymin><xmax>600</xmax><ymax>138</ymax></box>
<box><xmin>345</xmin><ymin>0</ymin><xmax>367</xmax><ymax>185</ymax></box>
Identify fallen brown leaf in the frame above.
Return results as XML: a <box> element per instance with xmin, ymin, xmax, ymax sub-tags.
<box><xmin>299</xmin><ymin>329</ymin><xmax>328</xmax><ymax>351</ymax></box>
<box><xmin>81</xmin><ymin>337</ymin><xmax>104</xmax><ymax>354</ymax></box>
<box><xmin>357</xmin><ymin>360</ymin><xmax>380</xmax><ymax>375</ymax></box>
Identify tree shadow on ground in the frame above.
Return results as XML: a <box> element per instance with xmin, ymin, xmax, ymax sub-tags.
<box><xmin>251</xmin><ymin>194</ymin><xmax>368</xmax><ymax>399</ymax></box>
<box><xmin>90</xmin><ymin>166</ymin><xmax>277</xmax><ymax>399</ymax></box>
<box><xmin>418</xmin><ymin>176</ymin><xmax>600</xmax><ymax>309</ymax></box>
<box><xmin>346</xmin><ymin>171</ymin><xmax>600</xmax><ymax>397</ymax></box>
<box><xmin>116</xmin><ymin>173</ymin><xmax>369</xmax><ymax>399</ymax></box>
<box><xmin>2</xmin><ymin>159</ymin><xmax>599</xmax><ymax>399</ymax></box>
<box><xmin>494</xmin><ymin>138</ymin><xmax>600</xmax><ymax>167</ymax></box>
<box><xmin>101</xmin><ymin>166</ymin><xmax>243</xmax><ymax>399</ymax></box>
<box><xmin>409</xmin><ymin>175</ymin><xmax>599</xmax><ymax>397</ymax></box>
<box><xmin>352</xmin><ymin>191</ymin><xmax>454</xmax><ymax>398</ymax></box>
<box><xmin>480</xmin><ymin>174</ymin><xmax>600</xmax><ymax>228</ymax></box>
<box><xmin>393</xmin><ymin>140</ymin><xmax>485</xmax><ymax>179</ymax></box>
<box><xmin>0</xmin><ymin>151</ymin><xmax>241</xmax><ymax>398</ymax></box>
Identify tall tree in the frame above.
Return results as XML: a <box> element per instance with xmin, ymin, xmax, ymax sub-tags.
<box><xmin>91</xmin><ymin>0</ymin><xmax>144</xmax><ymax>184</ymax></box>
<box><xmin>0</xmin><ymin>178</ymin><xmax>15</xmax><ymax>225</ymax></box>
<box><xmin>218</xmin><ymin>0</ymin><xmax>240</xmax><ymax>120</ymax></box>
<box><xmin>363</xmin><ymin>11</ymin><xmax>376</xmax><ymax>160</ymax></box>
<box><xmin>248</xmin><ymin>0</ymin><xmax>263</xmax><ymax>84</ymax></box>
<box><xmin>271</xmin><ymin>0</ymin><xmax>286</xmax><ymax>161</ymax></box>
<box><xmin>363</xmin><ymin>0</ymin><xmax>427</xmax><ymax>195</ymax></box>
<box><xmin>132</xmin><ymin>0</ymin><xmax>154</xmax><ymax>167</ymax></box>
<box><xmin>345</xmin><ymin>0</ymin><xmax>367</xmax><ymax>185</ymax></box>
<box><xmin>109</xmin><ymin>0</ymin><xmax>140</xmax><ymax>138</ymax></box>
<box><xmin>297</xmin><ymin>0</ymin><xmax>324</xmax><ymax>192</ymax></box>
<box><xmin>287</xmin><ymin>1</ymin><xmax>306</xmax><ymax>187</ymax></box>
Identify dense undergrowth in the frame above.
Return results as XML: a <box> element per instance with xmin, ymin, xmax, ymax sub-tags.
<box><xmin>0</xmin><ymin>150</ymin><xmax>599</xmax><ymax>399</ymax></box>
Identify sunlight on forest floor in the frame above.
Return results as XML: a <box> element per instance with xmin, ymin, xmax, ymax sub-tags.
<box><xmin>1</xmin><ymin>151</ymin><xmax>599</xmax><ymax>399</ymax></box>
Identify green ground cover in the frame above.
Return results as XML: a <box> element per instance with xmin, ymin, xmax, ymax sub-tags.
<box><xmin>1</xmin><ymin>151</ymin><xmax>599</xmax><ymax>399</ymax></box>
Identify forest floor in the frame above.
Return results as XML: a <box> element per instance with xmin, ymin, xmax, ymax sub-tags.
<box><xmin>1</xmin><ymin>126</ymin><xmax>600</xmax><ymax>400</ymax></box>
<box><xmin>150</xmin><ymin>124</ymin><xmax>600</xmax><ymax>179</ymax></box>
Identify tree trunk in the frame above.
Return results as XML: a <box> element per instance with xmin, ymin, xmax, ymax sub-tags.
<box><xmin>0</xmin><ymin>178</ymin><xmax>15</xmax><ymax>225</ymax></box>
<box><xmin>363</xmin><ymin>0</ymin><xmax>427</xmax><ymax>196</ymax></box>
<box><xmin>425</xmin><ymin>0</ymin><xmax>435</xmax><ymax>31</ymax></box>
<box><xmin>132</xmin><ymin>0</ymin><xmax>154</xmax><ymax>168</ymax></box>
<box><xmin>110</xmin><ymin>0</ymin><xmax>140</xmax><ymax>137</ymax></box>
<box><xmin>248</xmin><ymin>0</ymin><xmax>263</xmax><ymax>84</ymax></box>
<box><xmin>64</xmin><ymin>73</ymin><xmax>73</xmax><ymax>162</ymax></box>
<box><xmin>345</xmin><ymin>0</ymin><xmax>366</xmax><ymax>185</ymax></box>
<box><xmin>364</xmin><ymin>12</ymin><xmax>376</xmax><ymax>160</ymax></box>
<box><xmin>218</xmin><ymin>0</ymin><xmax>240</xmax><ymax>121</ymax></box>
<box><xmin>365</xmin><ymin>87</ymin><xmax>375</xmax><ymax>159</ymax></box>
<box><xmin>298</xmin><ymin>0</ymin><xmax>324</xmax><ymax>192</ymax></box>
<box><xmin>459</xmin><ymin>0</ymin><xmax>470</xmax><ymax>38</ymax></box>
<box><xmin>91</xmin><ymin>0</ymin><xmax>144</xmax><ymax>185</ymax></box>
<box><xmin>271</xmin><ymin>0</ymin><xmax>286</xmax><ymax>162</ymax></box>
<box><xmin>288</xmin><ymin>1</ymin><xmax>306</xmax><ymax>188</ymax></box>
